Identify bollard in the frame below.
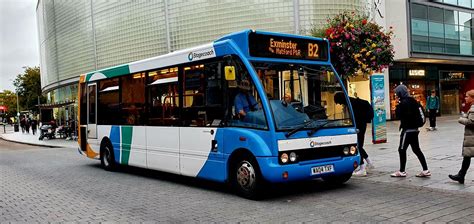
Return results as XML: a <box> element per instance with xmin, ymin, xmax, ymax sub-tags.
<box><xmin>3</xmin><ymin>124</ymin><xmax>5</xmax><ymax>133</ymax></box>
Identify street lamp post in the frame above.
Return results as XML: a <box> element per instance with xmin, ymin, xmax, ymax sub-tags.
<box><xmin>16</xmin><ymin>90</ymin><xmax>20</xmax><ymax>128</ymax></box>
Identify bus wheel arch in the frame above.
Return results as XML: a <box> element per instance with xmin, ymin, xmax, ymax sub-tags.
<box><xmin>100</xmin><ymin>137</ymin><xmax>116</xmax><ymax>171</ymax></box>
<box><xmin>228</xmin><ymin>148</ymin><xmax>265</xmax><ymax>199</ymax></box>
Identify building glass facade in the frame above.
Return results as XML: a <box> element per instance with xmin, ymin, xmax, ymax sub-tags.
<box><xmin>411</xmin><ymin>3</ymin><xmax>474</xmax><ymax>55</ymax></box>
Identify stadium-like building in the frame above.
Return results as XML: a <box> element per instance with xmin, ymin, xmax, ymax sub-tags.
<box><xmin>36</xmin><ymin>0</ymin><xmax>369</xmax><ymax>122</ymax></box>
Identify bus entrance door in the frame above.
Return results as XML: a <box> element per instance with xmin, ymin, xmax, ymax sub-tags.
<box><xmin>179</xmin><ymin>127</ymin><xmax>222</xmax><ymax>177</ymax></box>
<box><xmin>87</xmin><ymin>83</ymin><xmax>97</xmax><ymax>139</ymax></box>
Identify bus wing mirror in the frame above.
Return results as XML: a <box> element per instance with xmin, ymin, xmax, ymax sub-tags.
<box><xmin>225</xmin><ymin>66</ymin><xmax>236</xmax><ymax>81</ymax></box>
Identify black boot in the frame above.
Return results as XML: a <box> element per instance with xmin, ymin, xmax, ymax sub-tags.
<box><xmin>448</xmin><ymin>173</ymin><xmax>465</xmax><ymax>184</ymax></box>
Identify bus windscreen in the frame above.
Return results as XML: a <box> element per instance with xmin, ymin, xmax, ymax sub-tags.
<box><xmin>248</xmin><ymin>32</ymin><xmax>328</xmax><ymax>61</ymax></box>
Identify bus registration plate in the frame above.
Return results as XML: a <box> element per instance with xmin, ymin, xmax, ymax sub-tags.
<box><xmin>311</xmin><ymin>165</ymin><xmax>334</xmax><ymax>175</ymax></box>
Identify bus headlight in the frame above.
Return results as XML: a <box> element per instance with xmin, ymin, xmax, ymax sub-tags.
<box><xmin>343</xmin><ymin>147</ymin><xmax>350</xmax><ymax>155</ymax></box>
<box><xmin>350</xmin><ymin>146</ymin><xmax>357</xmax><ymax>155</ymax></box>
<box><xmin>289</xmin><ymin>152</ymin><xmax>297</xmax><ymax>162</ymax></box>
<box><xmin>280</xmin><ymin>153</ymin><xmax>289</xmax><ymax>163</ymax></box>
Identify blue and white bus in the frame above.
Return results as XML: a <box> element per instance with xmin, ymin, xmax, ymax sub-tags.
<box><xmin>78</xmin><ymin>30</ymin><xmax>359</xmax><ymax>198</ymax></box>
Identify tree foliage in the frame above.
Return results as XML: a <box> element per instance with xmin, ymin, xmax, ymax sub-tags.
<box><xmin>311</xmin><ymin>12</ymin><xmax>394</xmax><ymax>79</ymax></box>
<box><xmin>13</xmin><ymin>66</ymin><xmax>45</xmax><ymax>112</ymax></box>
<box><xmin>0</xmin><ymin>90</ymin><xmax>17</xmax><ymax>117</ymax></box>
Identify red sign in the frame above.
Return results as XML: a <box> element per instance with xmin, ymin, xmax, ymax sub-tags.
<box><xmin>0</xmin><ymin>105</ymin><xmax>7</xmax><ymax>110</ymax></box>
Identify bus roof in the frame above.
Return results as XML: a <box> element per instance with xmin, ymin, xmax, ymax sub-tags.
<box><xmin>81</xmin><ymin>29</ymin><xmax>330</xmax><ymax>83</ymax></box>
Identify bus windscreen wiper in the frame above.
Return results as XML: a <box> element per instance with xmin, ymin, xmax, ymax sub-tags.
<box><xmin>307</xmin><ymin>120</ymin><xmax>330</xmax><ymax>136</ymax></box>
<box><xmin>285</xmin><ymin>120</ymin><xmax>316</xmax><ymax>138</ymax></box>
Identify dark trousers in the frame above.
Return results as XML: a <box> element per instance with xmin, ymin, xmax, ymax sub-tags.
<box><xmin>357</xmin><ymin>124</ymin><xmax>368</xmax><ymax>165</ymax></box>
<box><xmin>459</xmin><ymin>156</ymin><xmax>471</xmax><ymax>176</ymax></box>
<box><xmin>398</xmin><ymin>130</ymin><xmax>428</xmax><ymax>172</ymax></box>
<box><xmin>429</xmin><ymin>109</ymin><xmax>437</xmax><ymax>128</ymax></box>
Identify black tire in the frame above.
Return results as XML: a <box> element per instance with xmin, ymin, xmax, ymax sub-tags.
<box><xmin>322</xmin><ymin>173</ymin><xmax>352</xmax><ymax>185</ymax></box>
<box><xmin>100</xmin><ymin>141</ymin><xmax>116</xmax><ymax>171</ymax></box>
<box><xmin>230</xmin><ymin>154</ymin><xmax>264</xmax><ymax>200</ymax></box>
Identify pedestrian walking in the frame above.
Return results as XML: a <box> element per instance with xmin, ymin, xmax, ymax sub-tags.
<box><xmin>20</xmin><ymin>116</ymin><xmax>25</xmax><ymax>133</ymax></box>
<box><xmin>426</xmin><ymin>89</ymin><xmax>440</xmax><ymax>131</ymax></box>
<box><xmin>391</xmin><ymin>84</ymin><xmax>431</xmax><ymax>178</ymax></box>
<box><xmin>31</xmin><ymin>118</ymin><xmax>38</xmax><ymax>135</ymax></box>
<box><xmin>448</xmin><ymin>90</ymin><xmax>474</xmax><ymax>184</ymax></box>
<box><xmin>334</xmin><ymin>92</ymin><xmax>374</xmax><ymax>176</ymax></box>
<box><xmin>25</xmin><ymin>117</ymin><xmax>30</xmax><ymax>134</ymax></box>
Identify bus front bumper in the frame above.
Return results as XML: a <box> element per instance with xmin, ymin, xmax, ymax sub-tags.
<box><xmin>256</xmin><ymin>155</ymin><xmax>360</xmax><ymax>183</ymax></box>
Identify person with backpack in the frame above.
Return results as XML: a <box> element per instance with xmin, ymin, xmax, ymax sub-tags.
<box><xmin>334</xmin><ymin>92</ymin><xmax>374</xmax><ymax>176</ymax></box>
<box><xmin>391</xmin><ymin>84</ymin><xmax>431</xmax><ymax>177</ymax></box>
<box><xmin>426</xmin><ymin>89</ymin><xmax>440</xmax><ymax>131</ymax></box>
<box><xmin>448</xmin><ymin>89</ymin><xmax>474</xmax><ymax>184</ymax></box>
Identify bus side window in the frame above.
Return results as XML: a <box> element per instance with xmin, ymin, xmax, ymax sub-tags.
<box><xmin>227</xmin><ymin>57</ymin><xmax>268</xmax><ymax>130</ymax></box>
<box><xmin>182</xmin><ymin>59</ymin><xmax>225</xmax><ymax>127</ymax></box>
<box><xmin>97</xmin><ymin>78</ymin><xmax>120</xmax><ymax>125</ymax></box>
<box><xmin>121</xmin><ymin>73</ymin><xmax>146</xmax><ymax>125</ymax></box>
<box><xmin>147</xmin><ymin>68</ymin><xmax>179</xmax><ymax>126</ymax></box>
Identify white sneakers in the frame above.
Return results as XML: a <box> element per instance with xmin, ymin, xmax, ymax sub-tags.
<box><xmin>390</xmin><ymin>170</ymin><xmax>431</xmax><ymax>177</ymax></box>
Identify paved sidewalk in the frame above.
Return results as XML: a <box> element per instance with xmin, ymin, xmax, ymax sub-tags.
<box><xmin>0</xmin><ymin>125</ymin><xmax>77</xmax><ymax>149</ymax></box>
<box><xmin>360</xmin><ymin>115</ymin><xmax>473</xmax><ymax>193</ymax></box>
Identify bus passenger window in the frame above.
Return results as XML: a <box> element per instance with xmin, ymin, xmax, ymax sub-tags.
<box><xmin>121</xmin><ymin>73</ymin><xmax>145</xmax><ymax>125</ymax></box>
<box><xmin>182</xmin><ymin>60</ymin><xmax>225</xmax><ymax>127</ymax></box>
<box><xmin>147</xmin><ymin>68</ymin><xmax>179</xmax><ymax>126</ymax></box>
<box><xmin>97</xmin><ymin>78</ymin><xmax>120</xmax><ymax>125</ymax></box>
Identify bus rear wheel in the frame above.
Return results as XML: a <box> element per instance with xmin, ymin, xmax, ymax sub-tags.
<box><xmin>231</xmin><ymin>155</ymin><xmax>264</xmax><ymax>200</ymax></box>
<box><xmin>322</xmin><ymin>173</ymin><xmax>352</xmax><ymax>185</ymax></box>
<box><xmin>100</xmin><ymin>142</ymin><xmax>116</xmax><ymax>171</ymax></box>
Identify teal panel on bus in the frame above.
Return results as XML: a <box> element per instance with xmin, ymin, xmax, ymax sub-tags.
<box><xmin>86</xmin><ymin>64</ymin><xmax>130</xmax><ymax>82</ymax></box>
<box><xmin>121</xmin><ymin>126</ymin><xmax>133</xmax><ymax>165</ymax></box>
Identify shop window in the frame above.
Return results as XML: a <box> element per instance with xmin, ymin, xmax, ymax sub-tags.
<box><xmin>121</xmin><ymin>73</ymin><xmax>145</xmax><ymax>125</ymax></box>
<box><xmin>147</xmin><ymin>67</ymin><xmax>179</xmax><ymax>126</ymax></box>
<box><xmin>97</xmin><ymin>78</ymin><xmax>120</xmax><ymax>125</ymax></box>
<box><xmin>181</xmin><ymin>60</ymin><xmax>225</xmax><ymax>127</ymax></box>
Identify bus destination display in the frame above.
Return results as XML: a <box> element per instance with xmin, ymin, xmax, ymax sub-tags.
<box><xmin>249</xmin><ymin>32</ymin><xmax>328</xmax><ymax>61</ymax></box>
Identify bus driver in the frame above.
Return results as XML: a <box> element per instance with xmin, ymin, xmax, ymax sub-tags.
<box><xmin>234</xmin><ymin>79</ymin><xmax>258</xmax><ymax>119</ymax></box>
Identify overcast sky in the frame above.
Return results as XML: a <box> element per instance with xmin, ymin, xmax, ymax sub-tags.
<box><xmin>0</xmin><ymin>0</ymin><xmax>39</xmax><ymax>91</ymax></box>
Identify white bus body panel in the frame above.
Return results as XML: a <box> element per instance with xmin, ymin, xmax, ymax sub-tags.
<box><xmin>146</xmin><ymin>127</ymin><xmax>180</xmax><ymax>174</ymax></box>
<box><xmin>128</xmin><ymin>127</ymin><xmax>147</xmax><ymax>168</ymax></box>
<box><xmin>179</xmin><ymin>127</ymin><xmax>216</xmax><ymax>177</ymax></box>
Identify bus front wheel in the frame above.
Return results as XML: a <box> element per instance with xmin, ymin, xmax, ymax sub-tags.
<box><xmin>231</xmin><ymin>155</ymin><xmax>263</xmax><ymax>199</ymax></box>
<box><xmin>322</xmin><ymin>173</ymin><xmax>352</xmax><ymax>185</ymax></box>
<box><xmin>100</xmin><ymin>142</ymin><xmax>116</xmax><ymax>171</ymax></box>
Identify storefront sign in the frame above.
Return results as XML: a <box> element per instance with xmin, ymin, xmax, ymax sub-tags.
<box><xmin>441</xmin><ymin>72</ymin><xmax>466</xmax><ymax>81</ymax></box>
<box><xmin>370</xmin><ymin>74</ymin><xmax>387</xmax><ymax>144</ymax></box>
<box><xmin>248</xmin><ymin>32</ymin><xmax>328</xmax><ymax>61</ymax></box>
<box><xmin>409</xmin><ymin>70</ymin><xmax>425</xmax><ymax>77</ymax></box>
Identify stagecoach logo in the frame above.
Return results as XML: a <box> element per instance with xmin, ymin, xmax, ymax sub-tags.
<box><xmin>187</xmin><ymin>48</ymin><xmax>215</xmax><ymax>61</ymax></box>
<box><xmin>309</xmin><ymin>140</ymin><xmax>332</xmax><ymax>148</ymax></box>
